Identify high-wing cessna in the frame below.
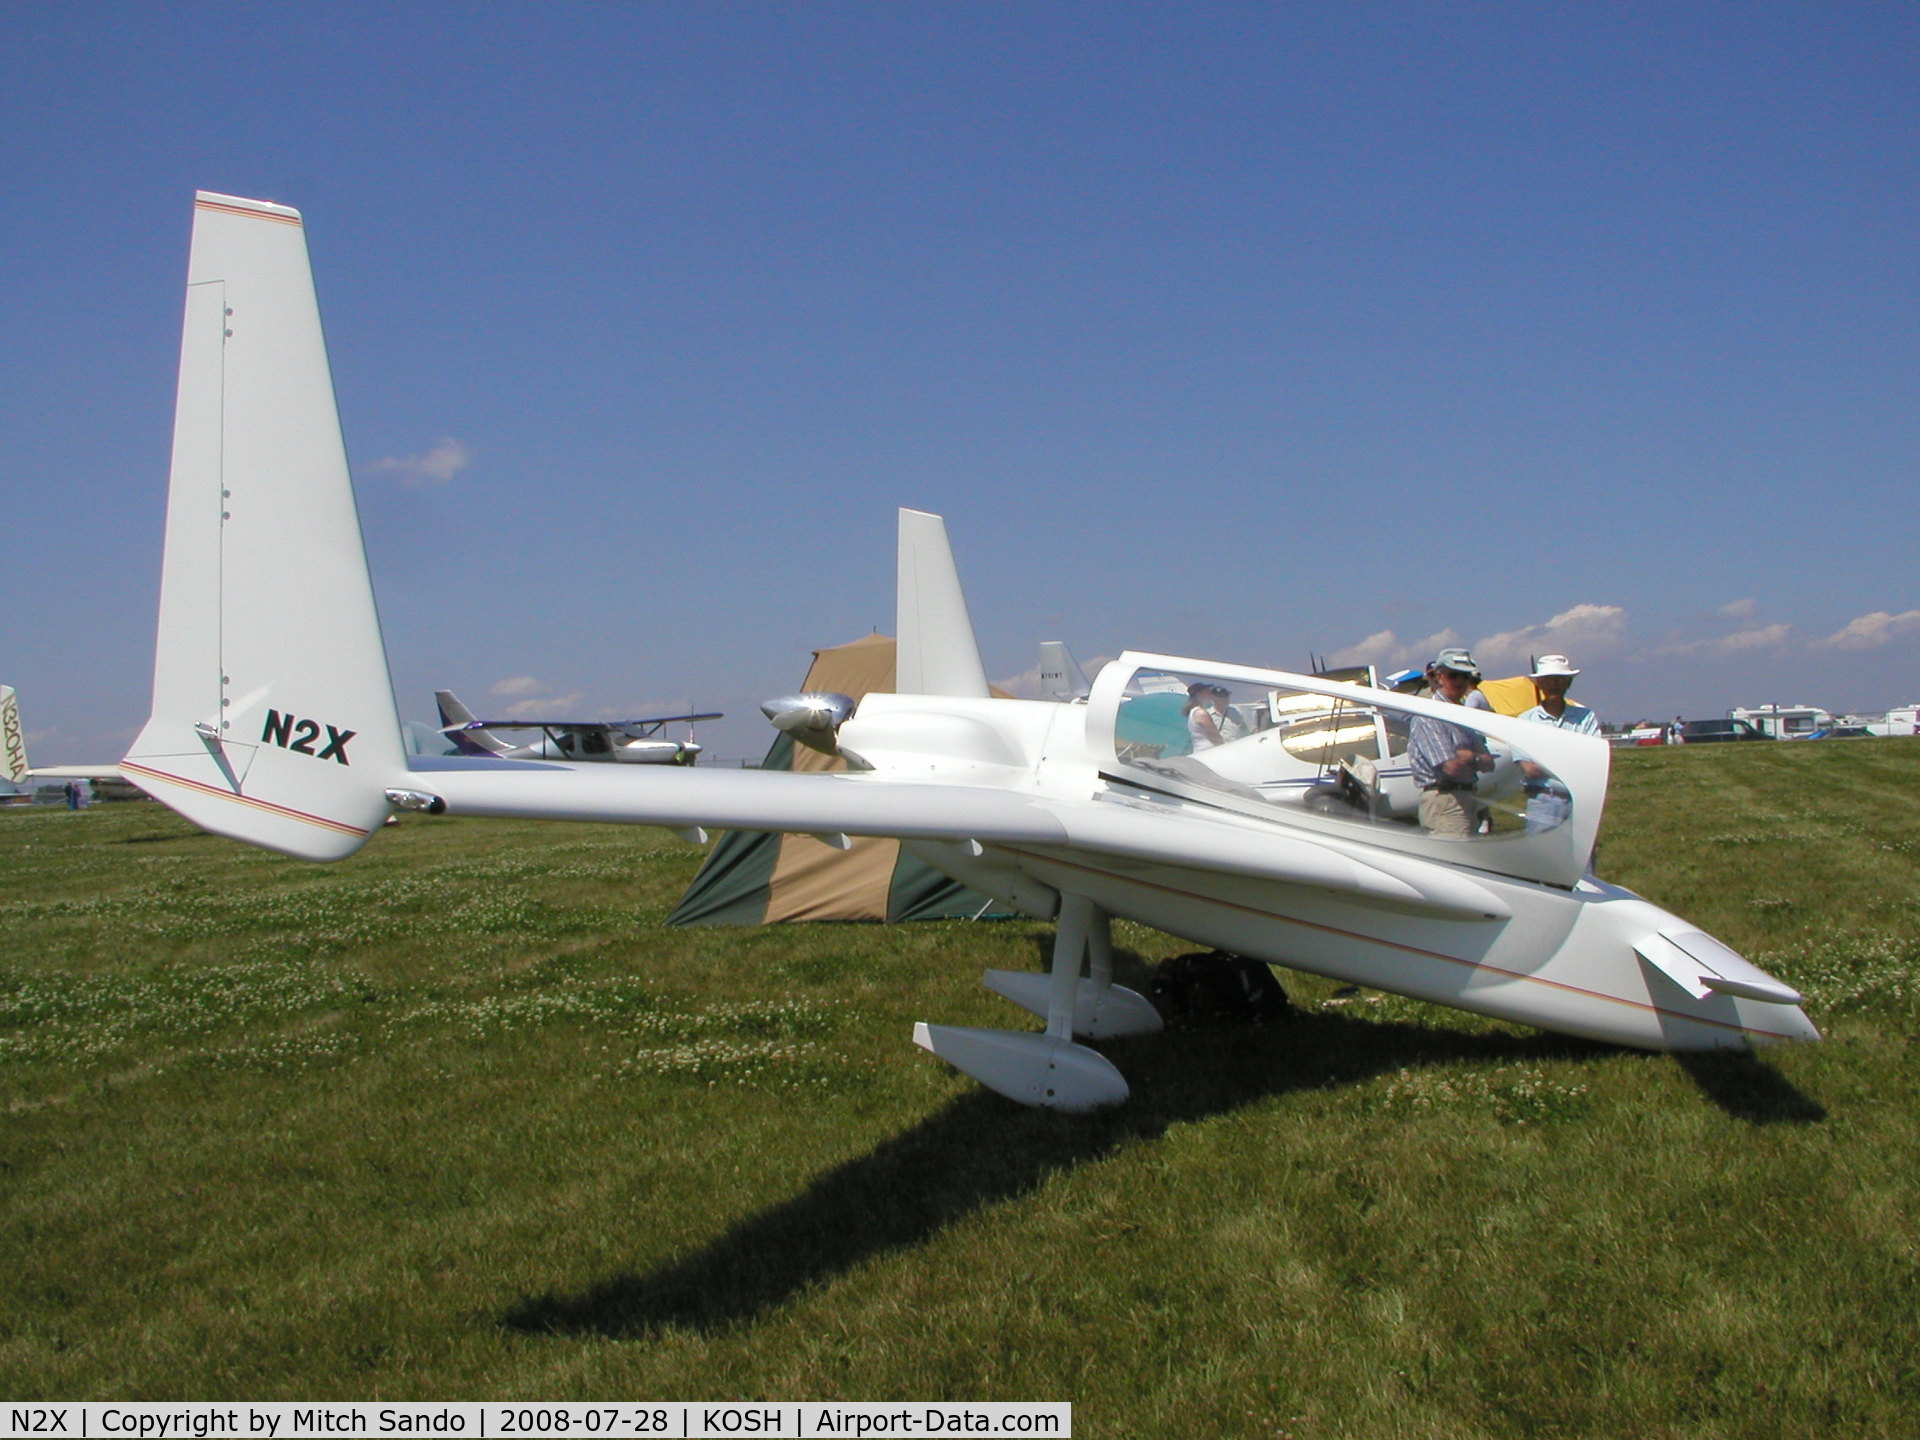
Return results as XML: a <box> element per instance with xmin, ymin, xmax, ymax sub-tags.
<box><xmin>435</xmin><ymin>689</ymin><xmax>718</xmax><ymax>766</ymax></box>
<box><xmin>122</xmin><ymin>193</ymin><xmax>1818</xmax><ymax>1111</ymax></box>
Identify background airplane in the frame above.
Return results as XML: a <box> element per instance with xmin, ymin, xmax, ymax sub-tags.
<box><xmin>434</xmin><ymin>689</ymin><xmax>718</xmax><ymax>766</ymax></box>
<box><xmin>2</xmin><ymin>685</ymin><xmax>137</xmax><ymax>798</ymax></box>
<box><xmin>121</xmin><ymin>193</ymin><xmax>1817</xmax><ymax>1112</ymax></box>
<box><xmin>1036</xmin><ymin>641</ymin><xmax>1092</xmax><ymax>702</ymax></box>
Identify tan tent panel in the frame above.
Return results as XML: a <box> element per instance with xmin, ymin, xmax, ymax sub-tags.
<box><xmin>767</xmin><ymin>833</ymin><xmax>902</xmax><ymax>922</ymax></box>
<box><xmin>769</xmin><ymin>632</ymin><xmax>922</xmax><ymax>920</ymax></box>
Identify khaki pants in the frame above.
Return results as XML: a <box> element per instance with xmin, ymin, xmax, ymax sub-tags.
<box><xmin>1418</xmin><ymin>788</ymin><xmax>1481</xmax><ymax>837</ymax></box>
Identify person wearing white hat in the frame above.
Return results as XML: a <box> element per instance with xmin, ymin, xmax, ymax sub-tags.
<box><xmin>1516</xmin><ymin>654</ymin><xmax>1599</xmax><ymax>836</ymax></box>
<box><xmin>1517</xmin><ymin>655</ymin><xmax>1599</xmax><ymax>735</ymax></box>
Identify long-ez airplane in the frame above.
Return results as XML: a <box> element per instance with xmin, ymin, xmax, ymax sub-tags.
<box><xmin>2</xmin><ymin>686</ymin><xmax>133</xmax><ymax>796</ymax></box>
<box><xmin>122</xmin><ymin>193</ymin><xmax>1817</xmax><ymax>1111</ymax></box>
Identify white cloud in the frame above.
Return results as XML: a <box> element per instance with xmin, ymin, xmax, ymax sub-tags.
<box><xmin>503</xmin><ymin>692</ymin><xmax>585</xmax><ymax>720</ymax></box>
<box><xmin>1817</xmin><ymin>609</ymin><xmax>1920</xmax><ymax>651</ymax></box>
<box><xmin>368</xmin><ymin>437</ymin><xmax>473</xmax><ymax>489</ymax></box>
<box><xmin>1717</xmin><ymin>623</ymin><xmax>1794</xmax><ymax>653</ymax></box>
<box><xmin>1652</xmin><ymin>622</ymin><xmax>1794</xmax><ymax>657</ymax></box>
<box><xmin>1319</xmin><ymin>628</ymin><xmax>1461</xmax><ymax>670</ymax></box>
<box><xmin>1472</xmin><ymin>604</ymin><xmax>1627</xmax><ymax>673</ymax></box>
<box><xmin>1324</xmin><ymin>605</ymin><xmax>1629</xmax><ymax>677</ymax></box>
<box><xmin>1719</xmin><ymin>597</ymin><xmax>1757</xmax><ymax>619</ymax></box>
<box><xmin>490</xmin><ymin>676</ymin><xmax>548</xmax><ymax>698</ymax></box>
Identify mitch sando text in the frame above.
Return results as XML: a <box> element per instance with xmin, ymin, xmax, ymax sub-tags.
<box><xmin>18</xmin><ymin>1403</ymin><xmax>1070</xmax><ymax>1438</ymax></box>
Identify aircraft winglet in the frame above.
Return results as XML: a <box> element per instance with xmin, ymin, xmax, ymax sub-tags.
<box><xmin>124</xmin><ymin>193</ymin><xmax>407</xmax><ymax>859</ymax></box>
<box><xmin>1</xmin><ymin>686</ymin><xmax>26</xmax><ymax>784</ymax></box>
<box><xmin>895</xmin><ymin>509</ymin><xmax>990</xmax><ymax>698</ymax></box>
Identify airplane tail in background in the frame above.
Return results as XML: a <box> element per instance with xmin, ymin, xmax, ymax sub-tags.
<box><xmin>2</xmin><ymin>685</ymin><xmax>28</xmax><ymax>784</ymax></box>
<box><xmin>895</xmin><ymin>509</ymin><xmax>990</xmax><ymax>698</ymax></box>
<box><xmin>123</xmin><ymin>192</ymin><xmax>407</xmax><ymax>860</ymax></box>
<box><xmin>434</xmin><ymin>690</ymin><xmax>514</xmax><ymax>757</ymax></box>
<box><xmin>1037</xmin><ymin>641</ymin><xmax>1091</xmax><ymax>701</ymax></box>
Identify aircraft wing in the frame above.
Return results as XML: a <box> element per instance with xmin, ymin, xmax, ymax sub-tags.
<box><xmin>444</xmin><ymin>714</ymin><xmax>722</xmax><ymax>732</ymax></box>
<box><xmin>406</xmin><ymin>758</ymin><xmax>1502</xmax><ymax>919</ymax></box>
<box><xmin>26</xmin><ymin>764</ymin><xmax>128</xmax><ymax>781</ymax></box>
<box><xmin>407</xmin><ymin>756</ymin><xmax>1069</xmax><ymax>843</ymax></box>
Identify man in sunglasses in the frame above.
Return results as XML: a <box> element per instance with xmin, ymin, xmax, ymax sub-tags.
<box><xmin>1409</xmin><ymin>648</ymin><xmax>1494</xmax><ymax>836</ymax></box>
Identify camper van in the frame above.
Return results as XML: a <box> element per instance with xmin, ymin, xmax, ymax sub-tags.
<box><xmin>1729</xmin><ymin>705</ymin><xmax>1833</xmax><ymax>740</ymax></box>
<box><xmin>1869</xmin><ymin>706</ymin><xmax>1920</xmax><ymax>738</ymax></box>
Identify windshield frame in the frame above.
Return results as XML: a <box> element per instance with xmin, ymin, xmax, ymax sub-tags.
<box><xmin>1084</xmin><ymin>651</ymin><xmax>1610</xmax><ymax>888</ymax></box>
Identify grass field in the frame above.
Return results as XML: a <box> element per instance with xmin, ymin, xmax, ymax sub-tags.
<box><xmin>3</xmin><ymin>741</ymin><xmax>1918</xmax><ymax>1436</ymax></box>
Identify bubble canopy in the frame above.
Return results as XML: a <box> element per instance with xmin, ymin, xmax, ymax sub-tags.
<box><xmin>1083</xmin><ymin>653</ymin><xmax>1609</xmax><ymax>889</ymax></box>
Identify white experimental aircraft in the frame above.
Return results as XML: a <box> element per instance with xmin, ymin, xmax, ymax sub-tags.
<box><xmin>122</xmin><ymin>193</ymin><xmax>1817</xmax><ymax>1111</ymax></box>
<box><xmin>434</xmin><ymin>690</ymin><xmax>718</xmax><ymax>766</ymax></box>
<box><xmin>2</xmin><ymin>685</ymin><xmax>132</xmax><ymax>794</ymax></box>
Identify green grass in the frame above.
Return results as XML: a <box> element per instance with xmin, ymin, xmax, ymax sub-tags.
<box><xmin>2</xmin><ymin>741</ymin><xmax>1918</xmax><ymax>1436</ymax></box>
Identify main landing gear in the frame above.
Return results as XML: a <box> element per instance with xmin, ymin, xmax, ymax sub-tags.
<box><xmin>913</xmin><ymin>894</ymin><xmax>1164</xmax><ymax>1111</ymax></box>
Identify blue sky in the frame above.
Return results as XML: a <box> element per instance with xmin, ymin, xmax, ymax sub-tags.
<box><xmin>4</xmin><ymin>2</ymin><xmax>1916</xmax><ymax>764</ymax></box>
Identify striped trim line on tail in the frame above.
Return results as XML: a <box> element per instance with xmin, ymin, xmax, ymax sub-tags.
<box><xmin>120</xmin><ymin>761</ymin><xmax>369</xmax><ymax>838</ymax></box>
<box><xmin>193</xmin><ymin>197</ymin><xmax>302</xmax><ymax>227</ymax></box>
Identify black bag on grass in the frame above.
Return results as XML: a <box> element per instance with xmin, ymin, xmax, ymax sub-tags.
<box><xmin>1150</xmin><ymin>951</ymin><xmax>1290</xmax><ymax>1025</ymax></box>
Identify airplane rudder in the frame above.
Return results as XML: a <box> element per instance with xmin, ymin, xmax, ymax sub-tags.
<box><xmin>895</xmin><ymin>508</ymin><xmax>990</xmax><ymax>698</ymax></box>
<box><xmin>128</xmin><ymin>192</ymin><xmax>403</xmax><ymax>861</ymax></box>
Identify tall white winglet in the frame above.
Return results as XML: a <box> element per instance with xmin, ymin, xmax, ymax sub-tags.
<box><xmin>894</xmin><ymin>508</ymin><xmax>990</xmax><ymax>698</ymax></box>
<box><xmin>1</xmin><ymin>686</ymin><xmax>27</xmax><ymax>784</ymax></box>
<box><xmin>123</xmin><ymin>192</ymin><xmax>406</xmax><ymax>860</ymax></box>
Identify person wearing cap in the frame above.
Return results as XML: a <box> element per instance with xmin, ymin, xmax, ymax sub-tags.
<box><xmin>1408</xmin><ymin>650</ymin><xmax>1494</xmax><ymax>836</ymax></box>
<box><xmin>1516</xmin><ymin>654</ymin><xmax>1598</xmax><ymax>834</ymax></box>
<box><xmin>1420</xmin><ymin>647</ymin><xmax>1491</xmax><ymax>710</ymax></box>
<box><xmin>1435</xmin><ymin>647</ymin><xmax>1495</xmax><ymax>712</ymax></box>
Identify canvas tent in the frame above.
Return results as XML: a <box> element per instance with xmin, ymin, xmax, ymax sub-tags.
<box><xmin>1475</xmin><ymin>675</ymin><xmax>1543</xmax><ymax>716</ymax></box>
<box><xmin>666</xmin><ymin>632</ymin><xmax>1012</xmax><ymax>925</ymax></box>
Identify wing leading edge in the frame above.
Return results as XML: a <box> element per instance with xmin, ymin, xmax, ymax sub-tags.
<box><xmin>405</xmin><ymin>758</ymin><xmax>1501</xmax><ymax>920</ymax></box>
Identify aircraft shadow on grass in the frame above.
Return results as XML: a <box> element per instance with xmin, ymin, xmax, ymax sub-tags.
<box><xmin>499</xmin><ymin>953</ymin><xmax>1821</xmax><ymax>1341</ymax></box>
<box><xmin>1674</xmin><ymin>1049</ymin><xmax>1827</xmax><ymax>1125</ymax></box>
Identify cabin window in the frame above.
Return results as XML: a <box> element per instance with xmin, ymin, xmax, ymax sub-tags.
<box><xmin>1102</xmin><ymin>663</ymin><xmax>1574</xmax><ymax>843</ymax></box>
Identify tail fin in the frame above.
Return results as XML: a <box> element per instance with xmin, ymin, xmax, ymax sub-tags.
<box><xmin>894</xmin><ymin>509</ymin><xmax>989</xmax><ymax>698</ymax></box>
<box><xmin>123</xmin><ymin>192</ymin><xmax>405</xmax><ymax>860</ymax></box>
<box><xmin>1037</xmin><ymin>642</ymin><xmax>1091</xmax><ymax>701</ymax></box>
<box><xmin>1</xmin><ymin>686</ymin><xmax>27</xmax><ymax>784</ymax></box>
<box><xmin>435</xmin><ymin>689</ymin><xmax>514</xmax><ymax>757</ymax></box>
